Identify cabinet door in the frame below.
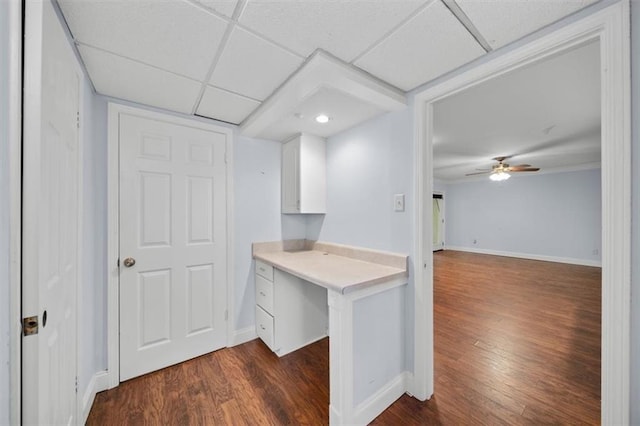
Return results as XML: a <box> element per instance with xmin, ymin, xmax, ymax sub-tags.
<box><xmin>281</xmin><ymin>138</ymin><xmax>300</xmax><ymax>213</ymax></box>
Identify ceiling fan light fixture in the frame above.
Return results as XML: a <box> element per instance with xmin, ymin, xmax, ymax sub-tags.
<box><xmin>315</xmin><ymin>114</ymin><xmax>330</xmax><ymax>124</ymax></box>
<box><xmin>489</xmin><ymin>171</ymin><xmax>510</xmax><ymax>181</ymax></box>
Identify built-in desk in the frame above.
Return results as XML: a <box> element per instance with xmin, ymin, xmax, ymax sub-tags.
<box><xmin>252</xmin><ymin>240</ymin><xmax>408</xmax><ymax>425</ymax></box>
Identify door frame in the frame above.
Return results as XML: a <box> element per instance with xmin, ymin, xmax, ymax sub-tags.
<box><xmin>106</xmin><ymin>103</ymin><xmax>235</xmax><ymax>388</ymax></box>
<box><xmin>6</xmin><ymin>0</ymin><xmax>22</xmax><ymax>423</ymax></box>
<box><xmin>412</xmin><ymin>2</ymin><xmax>631</xmax><ymax>424</ymax></box>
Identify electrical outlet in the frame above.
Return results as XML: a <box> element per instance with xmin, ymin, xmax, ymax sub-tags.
<box><xmin>473</xmin><ymin>239</ymin><xmax>477</xmax><ymax>245</ymax></box>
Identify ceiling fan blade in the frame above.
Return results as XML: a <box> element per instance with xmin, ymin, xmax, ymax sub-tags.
<box><xmin>509</xmin><ymin>167</ymin><xmax>540</xmax><ymax>172</ymax></box>
<box><xmin>509</xmin><ymin>164</ymin><xmax>531</xmax><ymax>168</ymax></box>
<box><xmin>465</xmin><ymin>171</ymin><xmax>491</xmax><ymax>176</ymax></box>
<box><xmin>475</xmin><ymin>168</ymin><xmax>492</xmax><ymax>171</ymax></box>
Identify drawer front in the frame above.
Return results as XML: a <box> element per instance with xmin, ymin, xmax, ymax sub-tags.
<box><xmin>255</xmin><ymin>305</ymin><xmax>275</xmax><ymax>351</ymax></box>
<box><xmin>255</xmin><ymin>260</ymin><xmax>274</xmax><ymax>282</ymax></box>
<box><xmin>255</xmin><ymin>274</ymin><xmax>274</xmax><ymax>314</ymax></box>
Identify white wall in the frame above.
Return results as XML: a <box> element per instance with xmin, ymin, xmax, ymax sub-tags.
<box><xmin>353</xmin><ymin>286</ymin><xmax>406</xmax><ymax>405</ymax></box>
<box><xmin>312</xmin><ymin>108</ymin><xmax>415</xmax><ymax>403</ymax></box>
<box><xmin>443</xmin><ymin>169</ymin><xmax>601</xmax><ymax>265</ymax></box>
<box><xmin>78</xmin><ymin>87</ymin><xmax>109</xmax><ymax>394</ymax></box>
<box><xmin>630</xmin><ymin>0</ymin><xmax>640</xmax><ymax>422</ymax></box>
<box><xmin>233</xmin><ymin>134</ymin><xmax>306</xmax><ymax>331</ymax></box>
<box><xmin>309</xmin><ymin>109</ymin><xmax>413</xmax><ymax>252</ymax></box>
<box><xmin>0</xmin><ymin>0</ymin><xmax>12</xmax><ymax>422</ymax></box>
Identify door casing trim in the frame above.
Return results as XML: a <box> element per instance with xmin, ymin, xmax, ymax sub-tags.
<box><xmin>106</xmin><ymin>102</ymin><xmax>235</xmax><ymax>388</ymax></box>
<box><xmin>7</xmin><ymin>0</ymin><xmax>22</xmax><ymax>423</ymax></box>
<box><xmin>412</xmin><ymin>2</ymin><xmax>631</xmax><ymax>424</ymax></box>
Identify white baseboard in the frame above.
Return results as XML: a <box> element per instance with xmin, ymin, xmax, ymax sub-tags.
<box><xmin>80</xmin><ymin>370</ymin><xmax>109</xmax><ymax>424</ymax></box>
<box><xmin>445</xmin><ymin>246</ymin><xmax>602</xmax><ymax>267</ymax></box>
<box><xmin>353</xmin><ymin>371</ymin><xmax>409</xmax><ymax>425</ymax></box>
<box><xmin>229</xmin><ymin>326</ymin><xmax>257</xmax><ymax>347</ymax></box>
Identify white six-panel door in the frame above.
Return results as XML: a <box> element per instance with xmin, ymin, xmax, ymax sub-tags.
<box><xmin>118</xmin><ymin>113</ymin><xmax>228</xmax><ymax>381</ymax></box>
<box><xmin>22</xmin><ymin>0</ymin><xmax>81</xmax><ymax>423</ymax></box>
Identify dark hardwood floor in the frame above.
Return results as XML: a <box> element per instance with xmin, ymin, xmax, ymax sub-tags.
<box><xmin>374</xmin><ymin>250</ymin><xmax>601</xmax><ymax>425</ymax></box>
<box><xmin>87</xmin><ymin>251</ymin><xmax>601</xmax><ymax>425</ymax></box>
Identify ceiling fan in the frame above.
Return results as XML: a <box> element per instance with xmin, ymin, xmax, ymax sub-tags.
<box><xmin>466</xmin><ymin>156</ymin><xmax>540</xmax><ymax>181</ymax></box>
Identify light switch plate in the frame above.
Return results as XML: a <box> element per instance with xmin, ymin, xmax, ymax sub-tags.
<box><xmin>394</xmin><ymin>194</ymin><xmax>405</xmax><ymax>212</ymax></box>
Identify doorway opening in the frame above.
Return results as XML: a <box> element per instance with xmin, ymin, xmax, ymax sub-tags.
<box><xmin>412</xmin><ymin>3</ymin><xmax>630</xmax><ymax>423</ymax></box>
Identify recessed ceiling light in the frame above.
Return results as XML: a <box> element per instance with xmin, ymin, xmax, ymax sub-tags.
<box><xmin>294</xmin><ymin>113</ymin><xmax>304</xmax><ymax>119</ymax></box>
<box><xmin>315</xmin><ymin>114</ymin><xmax>330</xmax><ymax>124</ymax></box>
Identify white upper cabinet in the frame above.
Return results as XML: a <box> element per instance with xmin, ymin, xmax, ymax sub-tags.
<box><xmin>281</xmin><ymin>133</ymin><xmax>326</xmax><ymax>214</ymax></box>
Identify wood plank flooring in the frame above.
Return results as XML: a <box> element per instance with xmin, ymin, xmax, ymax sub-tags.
<box><xmin>374</xmin><ymin>250</ymin><xmax>601</xmax><ymax>425</ymax></box>
<box><xmin>87</xmin><ymin>251</ymin><xmax>600</xmax><ymax>425</ymax></box>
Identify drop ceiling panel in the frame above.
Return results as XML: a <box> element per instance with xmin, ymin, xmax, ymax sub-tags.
<box><xmin>59</xmin><ymin>0</ymin><xmax>228</xmax><ymax>81</ymax></box>
<box><xmin>239</xmin><ymin>0</ymin><xmax>427</xmax><ymax>62</ymax></box>
<box><xmin>456</xmin><ymin>0</ymin><xmax>599</xmax><ymax>49</ymax></box>
<box><xmin>260</xmin><ymin>86</ymin><xmax>386</xmax><ymax>141</ymax></box>
<box><xmin>79</xmin><ymin>45</ymin><xmax>202</xmax><ymax>114</ymax></box>
<box><xmin>354</xmin><ymin>1</ymin><xmax>485</xmax><ymax>91</ymax></box>
<box><xmin>191</xmin><ymin>0</ymin><xmax>238</xmax><ymax>18</ymax></box>
<box><xmin>209</xmin><ymin>26</ymin><xmax>304</xmax><ymax>101</ymax></box>
<box><xmin>197</xmin><ymin>86</ymin><xmax>261</xmax><ymax>124</ymax></box>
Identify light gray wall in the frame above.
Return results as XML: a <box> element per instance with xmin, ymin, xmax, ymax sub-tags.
<box><xmin>310</xmin><ymin>108</ymin><xmax>413</xmax><ymax>253</ymax></box>
<box><xmin>0</xmin><ymin>0</ymin><xmax>12</xmax><ymax>422</ymax></box>
<box><xmin>630</xmin><ymin>0</ymin><xmax>639</xmax><ymax>423</ymax></box>
<box><xmin>312</xmin><ymin>108</ymin><xmax>415</xmax><ymax>402</ymax></box>
<box><xmin>233</xmin><ymin>134</ymin><xmax>306</xmax><ymax>331</ymax></box>
<box><xmin>444</xmin><ymin>169</ymin><xmax>602</xmax><ymax>264</ymax></box>
<box><xmin>78</xmin><ymin>87</ymin><xmax>109</xmax><ymax>393</ymax></box>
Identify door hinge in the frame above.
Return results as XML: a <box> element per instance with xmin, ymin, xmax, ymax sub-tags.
<box><xmin>117</xmin><ymin>258</ymin><xmax>120</xmax><ymax>268</ymax></box>
<box><xmin>23</xmin><ymin>315</ymin><xmax>38</xmax><ymax>336</ymax></box>
<box><xmin>75</xmin><ymin>376</ymin><xmax>78</xmax><ymax>394</ymax></box>
<box><xmin>76</xmin><ymin>111</ymin><xmax>80</xmax><ymax>129</ymax></box>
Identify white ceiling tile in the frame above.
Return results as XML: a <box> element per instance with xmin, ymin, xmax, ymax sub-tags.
<box><xmin>79</xmin><ymin>45</ymin><xmax>202</xmax><ymax>114</ymax></box>
<box><xmin>191</xmin><ymin>0</ymin><xmax>238</xmax><ymax>18</ymax></box>
<box><xmin>456</xmin><ymin>0</ymin><xmax>599</xmax><ymax>49</ymax></box>
<box><xmin>196</xmin><ymin>86</ymin><xmax>261</xmax><ymax>124</ymax></box>
<box><xmin>354</xmin><ymin>1</ymin><xmax>485</xmax><ymax>91</ymax></box>
<box><xmin>209</xmin><ymin>26</ymin><xmax>304</xmax><ymax>101</ymax></box>
<box><xmin>239</xmin><ymin>0</ymin><xmax>427</xmax><ymax>62</ymax></box>
<box><xmin>58</xmin><ymin>0</ymin><xmax>228</xmax><ymax>81</ymax></box>
<box><xmin>260</xmin><ymin>86</ymin><xmax>386</xmax><ymax>141</ymax></box>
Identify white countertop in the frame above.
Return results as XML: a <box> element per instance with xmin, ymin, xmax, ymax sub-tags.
<box><xmin>252</xmin><ymin>241</ymin><xmax>408</xmax><ymax>294</ymax></box>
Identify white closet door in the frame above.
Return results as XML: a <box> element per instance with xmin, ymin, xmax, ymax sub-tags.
<box><xmin>22</xmin><ymin>0</ymin><xmax>80</xmax><ymax>423</ymax></box>
<box><xmin>118</xmin><ymin>113</ymin><xmax>228</xmax><ymax>381</ymax></box>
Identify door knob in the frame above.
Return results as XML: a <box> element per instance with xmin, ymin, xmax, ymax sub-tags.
<box><xmin>123</xmin><ymin>257</ymin><xmax>136</xmax><ymax>267</ymax></box>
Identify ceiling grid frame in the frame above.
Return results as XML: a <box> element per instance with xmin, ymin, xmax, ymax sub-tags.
<box><xmin>190</xmin><ymin>0</ymin><xmax>248</xmax><ymax>114</ymax></box>
<box><xmin>441</xmin><ymin>0</ymin><xmax>493</xmax><ymax>52</ymax></box>
<box><xmin>56</xmin><ymin>0</ymin><xmax>604</xmax><ymax>129</ymax></box>
<box><xmin>349</xmin><ymin>0</ymin><xmax>437</xmax><ymax>65</ymax></box>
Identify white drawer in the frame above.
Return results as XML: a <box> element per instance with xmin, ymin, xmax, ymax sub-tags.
<box><xmin>255</xmin><ymin>260</ymin><xmax>274</xmax><ymax>282</ymax></box>
<box><xmin>255</xmin><ymin>274</ymin><xmax>274</xmax><ymax>314</ymax></box>
<box><xmin>255</xmin><ymin>305</ymin><xmax>275</xmax><ymax>351</ymax></box>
